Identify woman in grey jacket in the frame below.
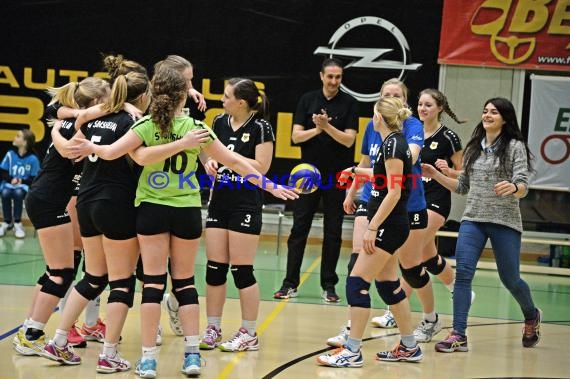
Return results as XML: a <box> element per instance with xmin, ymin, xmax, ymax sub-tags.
<box><xmin>422</xmin><ymin>97</ymin><xmax>541</xmax><ymax>352</ymax></box>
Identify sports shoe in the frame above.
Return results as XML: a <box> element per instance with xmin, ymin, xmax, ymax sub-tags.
<box><xmin>68</xmin><ymin>324</ymin><xmax>87</xmax><ymax>348</ymax></box>
<box><xmin>522</xmin><ymin>308</ymin><xmax>542</xmax><ymax>348</ymax></box>
<box><xmin>322</xmin><ymin>288</ymin><xmax>340</xmax><ymax>303</ymax></box>
<box><xmin>376</xmin><ymin>341</ymin><xmax>423</xmax><ymax>362</ymax></box>
<box><xmin>316</xmin><ymin>347</ymin><xmax>363</xmax><ymax>368</ymax></box>
<box><xmin>12</xmin><ymin>327</ymin><xmax>24</xmax><ymax>346</ymax></box>
<box><xmin>80</xmin><ymin>318</ymin><xmax>106</xmax><ymax>342</ymax></box>
<box><xmin>14</xmin><ymin>332</ymin><xmax>46</xmax><ymax>356</ymax></box>
<box><xmin>274</xmin><ymin>286</ymin><xmax>297</xmax><ymax>299</ymax></box>
<box><xmin>435</xmin><ymin>330</ymin><xmax>468</xmax><ymax>353</ymax></box>
<box><xmin>42</xmin><ymin>340</ymin><xmax>81</xmax><ymax>365</ymax></box>
<box><xmin>0</xmin><ymin>222</ymin><xmax>9</xmax><ymax>237</ymax></box>
<box><xmin>156</xmin><ymin>325</ymin><xmax>163</xmax><ymax>346</ymax></box>
<box><xmin>199</xmin><ymin>324</ymin><xmax>222</xmax><ymax>350</ymax></box>
<box><xmin>413</xmin><ymin>315</ymin><xmax>443</xmax><ymax>343</ymax></box>
<box><xmin>181</xmin><ymin>353</ymin><xmax>201</xmax><ymax>376</ymax></box>
<box><xmin>135</xmin><ymin>357</ymin><xmax>157</xmax><ymax>378</ymax></box>
<box><xmin>14</xmin><ymin>222</ymin><xmax>25</xmax><ymax>238</ymax></box>
<box><xmin>96</xmin><ymin>352</ymin><xmax>131</xmax><ymax>373</ymax></box>
<box><xmin>163</xmin><ymin>293</ymin><xmax>183</xmax><ymax>336</ymax></box>
<box><xmin>218</xmin><ymin>327</ymin><xmax>259</xmax><ymax>352</ymax></box>
<box><xmin>326</xmin><ymin>325</ymin><xmax>349</xmax><ymax>348</ymax></box>
<box><xmin>371</xmin><ymin>310</ymin><xmax>397</xmax><ymax>328</ymax></box>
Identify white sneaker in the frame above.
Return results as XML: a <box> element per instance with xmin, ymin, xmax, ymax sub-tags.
<box><xmin>371</xmin><ymin>310</ymin><xmax>397</xmax><ymax>328</ymax></box>
<box><xmin>413</xmin><ymin>315</ymin><xmax>443</xmax><ymax>342</ymax></box>
<box><xmin>163</xmin><ymin>293</ymin><xmax>183</xmax><ymax>336</ymax></box>
<box><xmin>156</xmin><ymin>325</ymin><xmax>163</xmax><ymax>346</ymax></box>
<box><xmin>14</xmin><ymin>222</ymin><xmax>25</xmax><ymax>238</ymax></box>
<box><xmin>317</xmin><ymin>347</ymin><xmax>363</xmax><ymax>368</ymax></box>
<box><xmin>218</xmin><ymin>327</ymin><xmax>259</xmax><ymax>352</ymax></box>
<box><xmin>0</xmin><ymin>222</ymin><xmax>9</xmax><ymax>237</ymax></box>
<box><xmin>326</xmin><ymin>325</ymin><xmax>349</xmax><ymax>348</ymax></box>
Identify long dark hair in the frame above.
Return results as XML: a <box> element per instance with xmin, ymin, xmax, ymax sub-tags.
<box><xmin>227</xmin><ymin>78</ymin><xmax>269</xmax><ymax>121</ymax></box>
<box><xmin>462</xmin><ymin>97</ymin><xmax>533</xmax><ymax>175</ymax></box>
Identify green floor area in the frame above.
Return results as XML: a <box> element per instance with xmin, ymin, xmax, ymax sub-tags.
<box><xmin>1</xmin><ymin>235</ymin><xmax>569</xmax><ymax>324</ymax></box>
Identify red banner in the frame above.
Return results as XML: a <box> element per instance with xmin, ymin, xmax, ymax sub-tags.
<box><xmin>438</xmin><ymin>0</ymin><xmax>570</xmax><ymax>71</ymax></box>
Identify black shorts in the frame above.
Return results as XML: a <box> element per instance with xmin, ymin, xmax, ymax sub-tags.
<box><xmin>206</xmin><ymin>208</ymin><xmax>262</xmax><ymax>235</ymax></box>
<box><xmin>373</xmin><ymin>222</ymin><xmax>410</xmax><ymax>254</ymax></box>
<box><xmin>426</xmin><ymin>200</ymin><xmax>451</xmax><ymax>220</ymax></box>
<box><xmin>76</xmin><ymin>200</ymin><xmax>136</xmax><ymax>240</ymax></box>
<box><xmin>355</xmin><ymin>200</ymin><xmax>368</xmax><ymax>218</ymax></box>
<box><xmin>25</xmin><ymin>194</ymin><xmax>70</xmax><ymax>229</ymax></box>
<box><xmin>408</xmin><ymin>209</ymin><xmax>428</xmax><ymax>230</ymax></box>
<box><xmin>136</xmin><ymin>202</ymin><xmax>202</xmax><ymax>240</ymax></box>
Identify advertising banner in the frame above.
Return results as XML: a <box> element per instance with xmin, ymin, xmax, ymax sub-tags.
<box><xmin>528</xmin><ymin>75</ymin><xmax>570</xmax><ymax>190</ymax></box>
<box><xmin>438</xmin><ymin>0</ymin><xmax>570</xmax><ymax>71</ymax></box>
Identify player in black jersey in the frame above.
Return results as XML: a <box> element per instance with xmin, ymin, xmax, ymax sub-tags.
<box><xmin>198</xmin><ymin>78</ymin><xmax>274</xmax><ymax>352</ymax></box>
<box><xmin>41</xmin><ymin>71</ymin><xmax>151</xmax><ymax>374</ymax></box>
<box><xmin>318</xmin><ymin>97</ymin><xmax>422</xmax><ymax>368</ymax></box>
<box><xmin>13</xmin><ymin>78</ymin><xmax>110</xmax><ymax>358</ymax></box>
<box><xmin>414</xmin><ymin>88</ymin><xmax>467</xmax><ymax>340</ymax></box>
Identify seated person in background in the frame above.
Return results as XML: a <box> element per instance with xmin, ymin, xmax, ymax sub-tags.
<box><xmin>0</xmin><ymin>129</ymin><xmax>40</xmax><ymax>238</ymax></box>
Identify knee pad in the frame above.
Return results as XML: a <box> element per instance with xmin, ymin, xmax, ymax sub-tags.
<box><xmin>141</xmin><ymin>273</ymin><xmax>167</xmax><ymax>304</ymax></box>
<box><xmin>75</xmin><ymin>272</ymin><xmax>109</xmax><ymax>300</ymax></box>
<box><xmin>72</xmin><ymin>250</ymin><xmax>82</xmax><ymax>279</ymax></box>
<box><xmin>108</xmin><ymin>275</ymin><xmax>137</xmax><ymax>307</ymax></box>
<box><xmin>346</xmin><ymin>276</ymin><xmax>371</xmax><ymax>308</ymax></box>
<box><xmin>36</xmin><ymin>266</ymin><xmax>50</xmax><ymax>286</ymax></box>
<box><xmin>347</xmin><ymin>252</ymin><xmax>358</xmax><ymax>275</ymax></box>
<box><xmin>40</xmin><ymin>268</ymin><xmax>75</xmax><ymax>298</ymax></box>
<box><xmin>173</xmin><ymin>286</ymin><xmax>199</xmax><ymax>307</ymax></box>
<box><xmin>205</xmin><ymin>261</ymin><xmax>229</xmax><ymax>286</ymax></box>
<box><xmin>400</xmin><ymin>263</ymin><xmax>430</xmax><ymax>289</ymax></box>
<box><xmin>424</xmin><ymin>255</ymin><xmax>447</xmax><ymax>275</ymax></box>
<box><xmin>375</xmin><ymin>279</ymin><xmax>406</xmax><ymax>305</ymax></box>
<box><xmin>230</xmin><ymin>265</ymin><xmax>256</xmax><ymax>289</ymax></box>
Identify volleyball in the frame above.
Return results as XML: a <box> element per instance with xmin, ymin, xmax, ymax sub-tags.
<box><xmin>288</xmin><ymin>163</ymin><xmax>321</xmax><ymax>194</ymax></box>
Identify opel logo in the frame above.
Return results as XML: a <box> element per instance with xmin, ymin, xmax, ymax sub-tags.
<box><xmin>314</xmin><ymin>16</ymin><xmax>422</xmax><ymax>102</ymax></box>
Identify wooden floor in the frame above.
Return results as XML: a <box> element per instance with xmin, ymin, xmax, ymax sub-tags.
<box><xmin>1</xmin><ymin>233</ymin><xmax>570</xmax><ymax>378</ymax></box>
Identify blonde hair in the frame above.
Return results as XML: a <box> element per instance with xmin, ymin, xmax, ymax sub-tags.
<box><xmin>380</xmin><ymin>78</ymin><xmax>409</xmax><ymax>103</ymax></box>
<box><xmin>102</xmin><ymin>72</ymin><xmax>149</xmax><ymax>113</ymax></box>
<box><xmin>374</xmin><ymin>97</ymin><xmax>412</xmax><ymax>132</ymax></box>
<box><xmin>46</xmin><ymin>77</ymin><xmax>109</xmax><ymax>109</ymax></box>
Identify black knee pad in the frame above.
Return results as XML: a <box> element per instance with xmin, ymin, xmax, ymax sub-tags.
<box><xmin>230</xmin><ymin>265</ymin><xmax>256</xmax><ymax>289</ymax></box>
<box><xmin>375</xmin><ymin>279</ymin><xmax>406</xmax><ymax>305</ymax></box>
<box><xmin>424</xmin><ymin>255</ymin><xmax>447</xmax><ymax>275</ymax></box>
<box><xmin>141</xmin><ymin>273</ymin><xmax>167</xmax><ymax>304</ymax></box>
<box><xmin>205</xmin><ymin>261</ymin><xmax>229</xmax><ymax>286</ymax></box>
<box><xmin>108</xmin><ymin>275</ymin><xmax>136</xmax><ymax>307</ymax></box>
<box><xmin>135</xmin><ymin>256</ymin><xmax>144</xmax><ymax>282</ymax></box>
<box><xmin>346</xmin><ymin>276</ymin><xmax>371</xmax><ymax>308</ymax></box>
<box><xmin>75</xmin><ymin>272</ymin><xmax>109</xmax><ymax>301</ymax></box>
<box><xmin>40</xmin><ymin>268</ymin><xmax>75</xmax><ymax>298</ymax></box>
<box><xmin>173</xmin><ymin>286</ymin><xmax>199</xmax><ymax>307</ymax></box>
<box><xmin>72</xmin><ymin>250</ymin><xmax>82</xmax><ymax>279</ymax></box>
<box><xmin>36</xmin><ymin>266</ymin><xmax>50</xmax><ymax>286</ymax></box>
<box><xmin>400</xmin><ymin>263</ymin><xmax>430</xmax><ymax>289</ymax></box>
<box><xmin>347</xmin><ymin>252</ymin><xmax>358</xmax><ymax>275</ymax></box>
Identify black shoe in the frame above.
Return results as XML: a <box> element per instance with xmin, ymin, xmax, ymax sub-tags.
<box><xmin>322</xmin><ymin>288</ymin><xmax>340</xmax><ymax>302</ymax></box>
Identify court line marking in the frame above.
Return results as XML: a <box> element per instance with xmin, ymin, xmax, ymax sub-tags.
<box><xmin>217</xmin><ymin>256</ymin><xmax>322</xmax><ymax>379</ymax></box>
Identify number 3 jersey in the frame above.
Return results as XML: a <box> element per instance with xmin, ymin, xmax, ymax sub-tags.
<box><xmin>132</xmin><ymin>115</ymin><xmax>216</xmax><ymax>207</ymax></box>
<box><xmin>208</xmin><ymin>113</ymin><xmax>275</xmax><ymax>211</ymax></box>
<box><xmin>78</xmin><ymin>111</ymin><xmax>140</xmax><ymax>206</ymax></box>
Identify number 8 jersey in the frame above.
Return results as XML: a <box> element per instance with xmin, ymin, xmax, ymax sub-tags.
<box><xmin>132</xmin><ymin>115</ymin><xmax>216</xmax><ymax>207</ymax></box>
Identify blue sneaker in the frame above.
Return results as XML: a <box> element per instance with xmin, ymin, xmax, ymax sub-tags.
<box><xmin>135</xmin><ymin>358</ymin><xmax>157</xmax><ymax>378</ymax></box>
<box><xmin>376</xmin><ymin>341</ymin><xmax>423</xmax><ymax>362</ymax></box>
<box><xmin>181</xmin><ymin>353</ymin><xmax>201</xmax><ymax>376</ymax></box>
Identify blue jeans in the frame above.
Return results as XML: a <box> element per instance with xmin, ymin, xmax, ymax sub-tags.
<box><xmin>1</xmin><ymin>187</ymin><xmax>26</xmax><ymax>224</ymax></box>
<box><xmin>453</xmin><ymin>221</ymin><xmax>536</xmax><ymax>334</ymax></box>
